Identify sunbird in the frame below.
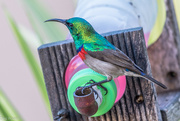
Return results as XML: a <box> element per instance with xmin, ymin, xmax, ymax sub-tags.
<box><xmin>45</xmin><ymin>17</ymin><xmax>167</xmax><ymax>94</ymax></box>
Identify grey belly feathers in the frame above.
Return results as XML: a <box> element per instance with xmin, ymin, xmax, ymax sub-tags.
<box><xmin>84</xmin><ymin>54</ymin><xmax>126</xmax><ymax>79</ymax></box>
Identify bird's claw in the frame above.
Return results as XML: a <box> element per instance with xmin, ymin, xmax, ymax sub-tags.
<box><xmin>81</xmin><ymin>79</ymin><xmax>108</xmax><ymax>95</ymax></box>
<box><xmin>89</xmin><ymin>80</ymin><xmax>108</xmax><ymax>95</ymax></box>
<box><xmin>81</xmin><ymin>81</ymin><xmax>93</xmax><ymax>94</ymax></box>
<box><xmin>77</xmin><ymin>82</ymin><xmax>99</xmax><ymax>99</ymax></box>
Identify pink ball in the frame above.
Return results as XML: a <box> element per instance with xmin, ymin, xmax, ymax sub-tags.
<box><xmin>114</xmin><ymin>76</ymin><xmax>126</xmax><ymax>103</ymax></box>
<box><xmin>65</xmin><ymin>55</ymin><xmax>88</xmax><ymax>88</ymax></box>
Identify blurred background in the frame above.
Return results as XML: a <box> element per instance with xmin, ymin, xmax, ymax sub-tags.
<box><xmin>0</xmin><ymin>0</ymin><xmax>180</xmax><ymax>121</ymax></box>
<box><xmin>0</xmin><ymin>0</ymin><xmax>74</xmax><ymax>121</ymax></box>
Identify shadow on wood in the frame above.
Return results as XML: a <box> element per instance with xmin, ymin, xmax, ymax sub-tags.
<box><xmin>38</xmin><ymin>27</ymin><xmax>162</xmax><ymax>121</ymax></box>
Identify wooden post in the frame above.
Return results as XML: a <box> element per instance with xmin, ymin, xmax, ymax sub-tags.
<box><xmin>158</xmin><ymin>91</ymin><xmax>180</xmax><ymax>121</ymax></box>
<box><xmin>38</xmin><ymin>27</ymin><xmax>162</xmax><ymax>121</ymax></box>
<box><xmin>147</xmin><ymin>1</ymin><xmax>180</xmax><ymax>120</ymax></box>
<box><xmin>148</xmin><ymin>0</ymin><xmax>180</xmax><ymax>93</ymax></box>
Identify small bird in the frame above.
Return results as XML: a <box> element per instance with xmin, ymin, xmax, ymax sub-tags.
<box><xmin>45</xmin><ymin>17</ymin><xmax>167</xmax><ymax>94</ymax></box>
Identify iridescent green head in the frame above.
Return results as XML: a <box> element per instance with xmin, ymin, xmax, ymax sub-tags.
<box><xmin>45</xmin><ymin>17</ymin><xmax>96</xmax><ymax>40</ymax></box>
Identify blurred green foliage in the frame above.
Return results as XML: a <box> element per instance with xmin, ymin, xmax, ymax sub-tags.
<box><xmin>2</xmin><ymin>0</ymin><xmax>68</xmax><ymax>120</ymax></box>
<box><xmin>0</xmin><ymin>88</ymin><xmax>23</xmax><ymax>121</ymax></box>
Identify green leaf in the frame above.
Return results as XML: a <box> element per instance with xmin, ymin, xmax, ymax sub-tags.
<box><xmin>0</xmin><ymin>88</ymin><xmax>23</xmax><ymax>121</ymax></box>
<box><xmin>25</xmin><ymin>10</ymin><xmax>44</xmax><ymax>44</ymax></box>
<box><xmin>5</xmin><ymin>11</ymin><xmax>52</xmax><ymax>118</ymax></box>
<box><xmin>22</xmin><ymin>0</ymin><xmax>66</xmax><ymax>42</ymax></box>
<box><xmin>18</xmin><ymin>24</ymin><xmax>43</xmax><ymax>49</ymax></box>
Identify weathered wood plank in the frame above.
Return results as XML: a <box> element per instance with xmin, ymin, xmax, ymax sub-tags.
<box><xmin>38</xmin><ymin>27</ymin><xmax>161</xmax><ymax>121</ymax></box>
<box><xmin>124</xmin><ymin>31</ymin><xmax>142</xmax><ymax>121</ymax></box>
<box><xmin>117</xmin><ymin>33</ymin><xmax>131</xmax><ymax>121</ymax></box>
<box><xmin>158</xmin><ymin>91</ymin><xmax>180</xmax><ymax>121</ymax></box>
<box><xmin>119</xmin><ymin>33</ymin><xmax>137</xmax><ymax>121</ymax></box>
<box><xmin>130</xmin><ymin>30</ymin><xmax>161</xmax><ymax>121</ymax></box>
<box><xmin>38</xmin><ymin>48</ymin><xmax>62</xmax><ymax>116</ymax></box>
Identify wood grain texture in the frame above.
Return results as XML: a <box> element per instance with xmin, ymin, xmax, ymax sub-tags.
<box><xmin>158</xmin><ymin>91</ymin><xmax>180</xmax><ymax>121</ymax></box>
<box><xmin>148</xmin><ymin>0</ymin><xmax>180</xmax><ymax>93</ymax></box>
<box><xmin>38</xmin><ymin>27</ymin><xmax>161</xmax><ymax>121</ymax></box>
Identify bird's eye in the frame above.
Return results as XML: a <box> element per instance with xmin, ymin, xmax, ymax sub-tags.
<box><xmin>66</xmin><ymin>22</ymin><xmax>73</xmax><ymax>27</ymax></box>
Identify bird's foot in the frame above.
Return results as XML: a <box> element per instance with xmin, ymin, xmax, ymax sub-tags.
<box><xmin>76</xmin><ymin>82</ymin><xmax>99</xmax><ymax>99</ymax></box>
<box><xmin>81</xmin><ymin>79</ymin><xmax>111</xmax><ymax>95</ymax></box>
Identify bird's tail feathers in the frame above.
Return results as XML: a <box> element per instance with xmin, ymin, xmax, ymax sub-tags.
<box><xmin>142</xmin><ymin>74</ymin><xmax>167</xmax><ymax>89</ymax></box>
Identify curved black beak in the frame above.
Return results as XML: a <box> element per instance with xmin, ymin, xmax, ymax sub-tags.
<box><xmin>44</xmin><ymin>18</ymin><xmax>67</xmax><ymax>25</ymax></box>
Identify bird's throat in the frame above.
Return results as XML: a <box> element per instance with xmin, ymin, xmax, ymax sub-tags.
<box><xmin>77</xmin><ymin>46</ymin><xmax>88</xmax><ymax>60</ymax></box>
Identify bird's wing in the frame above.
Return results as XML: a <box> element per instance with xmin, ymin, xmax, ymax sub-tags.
<box><xmin>86</xmin><ymin>48</ymin><xmax>144</xmax><ymax>74</ymax></box>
